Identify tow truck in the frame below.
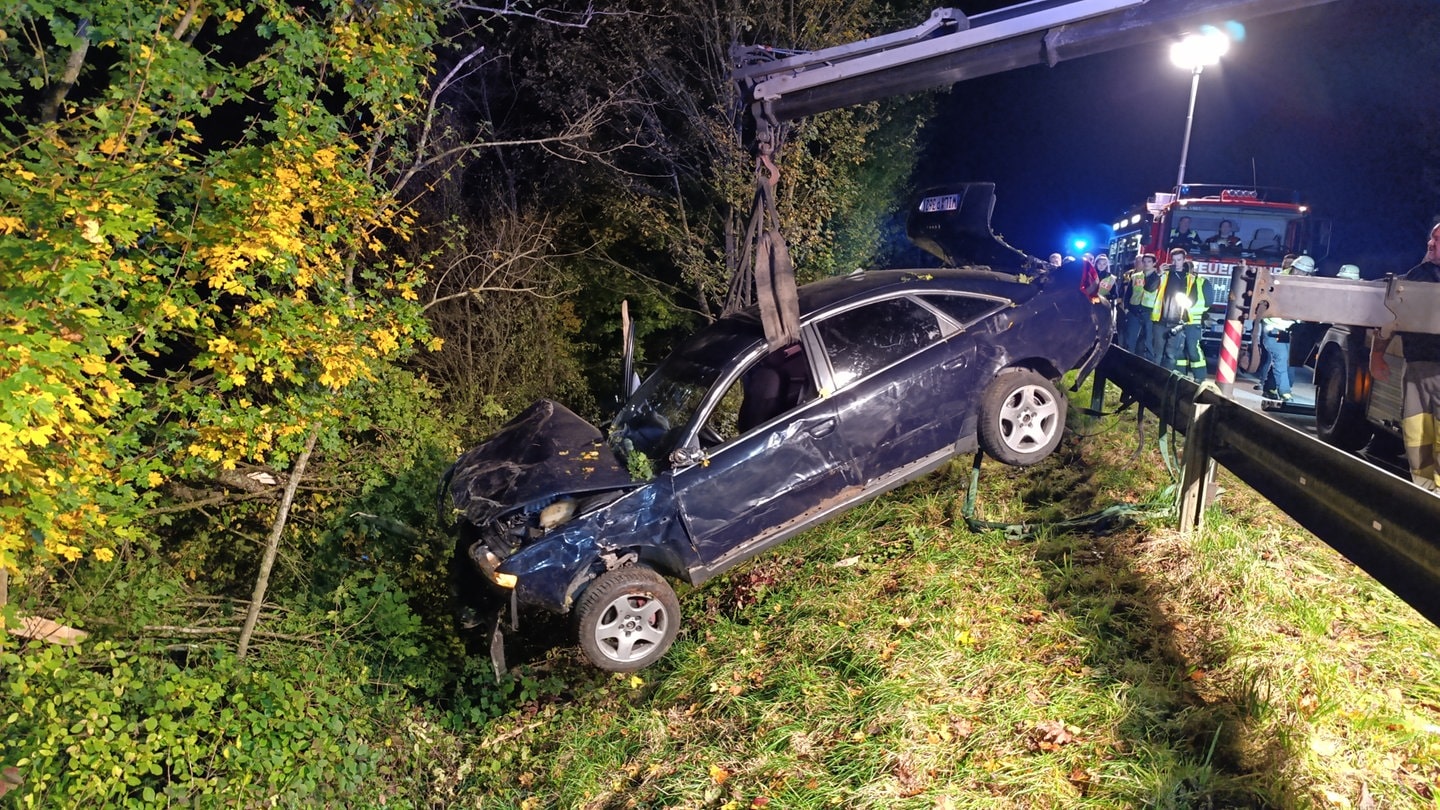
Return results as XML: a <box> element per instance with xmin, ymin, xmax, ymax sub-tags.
<box><xmin>1243</xmin><ymin>267</ymin><xmax>1440</xmax><ymax>454</ymax></box>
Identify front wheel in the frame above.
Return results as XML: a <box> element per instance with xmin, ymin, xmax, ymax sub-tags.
<box><xmin>977</xmin><ymin>369</ymin><xmax>1066</xmax><ymax>466</ymax></box>
<box><xmin>575</xmin><ymin>566</ymin><xmax>680</xmax><ymax>672</ymax></box>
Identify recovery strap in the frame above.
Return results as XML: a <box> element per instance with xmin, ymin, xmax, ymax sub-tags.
<box><xmin>724</xmin><ymin>109</ymin><xmax>800</xmax><ymax>348</ymax></box>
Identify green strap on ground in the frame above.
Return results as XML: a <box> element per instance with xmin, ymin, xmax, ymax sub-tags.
<box><xmin>961</xmin><ymin>375</ymin><xmax>1203</xmax><ymax>538</ymax></box>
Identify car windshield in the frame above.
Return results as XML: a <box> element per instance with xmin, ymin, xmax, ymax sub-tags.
<box><xmin>611</xmin><ymin>320</ymin><xmax>761</xmax><ymax>463</ymax></box>
<box><xmin>1168</xmin><ymin>205</ymin><xmax>1304</xmax><ymax>258</ymax></box>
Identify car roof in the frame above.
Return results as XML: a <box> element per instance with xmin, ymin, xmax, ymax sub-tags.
<box><xmin>725</xmin><ymin>266</ymin><xmax>1038</xmax><ymax>328</ymax></box>
<box><xmin>800</xmin><ymin>267</ymin><xmax>1033</xmax><ymax>313</ymax></box>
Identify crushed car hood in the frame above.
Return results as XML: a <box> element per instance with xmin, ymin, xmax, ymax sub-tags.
<box><xmin>445</xmin><ymin>399</ymin><xmax>634</xmax><ymax>526</ymax></box>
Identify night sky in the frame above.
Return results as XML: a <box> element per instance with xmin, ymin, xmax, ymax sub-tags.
<box><xmin>912</xmin><ymin>0</ymin><xmax>1440</xmax><ymax>274</ymax></box>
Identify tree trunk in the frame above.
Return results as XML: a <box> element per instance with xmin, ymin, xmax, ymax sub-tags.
<box><xmin>40</xmin><ymin>20</ymin><xmax>91</xmax><ymax>125</ymax></box>
<box><xmin>236</xmin><ymin>427</ymin><xmax>319</xmax><ymax>659</ymax></box>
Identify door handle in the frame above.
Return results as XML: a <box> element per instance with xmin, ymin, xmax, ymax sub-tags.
<box><xmin>807</xmin><ymin>418</ymin><xmax>836</xmax><ymax>438</ymax></box>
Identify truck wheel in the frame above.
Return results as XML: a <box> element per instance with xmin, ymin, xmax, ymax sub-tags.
<box><xmin>978</xmin><ymin>369</ymin><xmax>1066</xmax><ymax>466</ymax></box>
<box><xmin>1315</xmin><ymin>350</ymin><xmax>1372</xmax><ymax>451</ymax></box>
<box><xmin>575</xmin><ymin>566</ymin><xmax>680</xmax><ymax>672</ymax></box>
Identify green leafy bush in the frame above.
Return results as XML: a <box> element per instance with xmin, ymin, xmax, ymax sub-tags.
<box><xmin>0</xmin><ymin>641</ymin><xmax>413</xmax><ymax>807</ymax></box>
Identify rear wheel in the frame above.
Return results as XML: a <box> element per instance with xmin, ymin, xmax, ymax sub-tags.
<box><xmin>1314</xmin><ymin>349</ymin><xmax>1372</xmax><ymax>451</ymax></box>
<box><xmin>575</xmin><ymin>566</ymin><xmax>680</xmax><ymax>672</ymax></box>
<box><xmin>978</xmin><ymin>369</ymin><xmax>1066</xmax><ymax>466</ymax></box>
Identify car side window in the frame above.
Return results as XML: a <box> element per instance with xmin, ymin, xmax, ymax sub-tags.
<box><xmin>700</xmin><ymin>343</ymin><xmax>817</xmax><ymax>445</ymax></box>
<box><xmin>815</xmin><ymin>297</ymin><xmax>943</xmax><ymax>389</ymax></box>
<box><xmin>921</xmin><ymin>294</ymin><xmax>1005</xmax><ymax>328</ymax></box>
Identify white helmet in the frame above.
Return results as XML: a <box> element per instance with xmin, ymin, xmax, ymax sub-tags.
<box><xmin>1290</xmin><ymin>255</ymin><xmax>1316</xmax><ymax>275</ymax></box>
<box><xmin>1337</xmin><ymin>264</ymin><xmax>1360</xmax><ymax>280</ymax></box>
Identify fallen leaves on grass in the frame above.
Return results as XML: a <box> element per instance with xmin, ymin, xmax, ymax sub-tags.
<box><xmin>1022</xmin><ymin>719</ymin><xmax>1082</xmax><ymax>752</ymax></box>
<box><xmin>928</xmin><ymin>716</ymin><xmax>975</xmax><ymax>744</ymax></box>
<box><xmin>892</xmin><ymin>755</ymin><xmax>928</xmax><ymax>798</ymax></box>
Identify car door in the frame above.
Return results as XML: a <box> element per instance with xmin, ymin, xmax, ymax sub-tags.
<box><xmin>918</xmin><ymin>292</ymin><xmax>1013</xmax><ymax>442</ymax></box>
<box><xmin>813</xmin><ymin>294</ymin><xmax>999</xmax><ymax>485</ymax></box>
<box><xmin>672</xmin><ymin>342</ymin><xmax>853</xmax><ymax>571</ymax></box>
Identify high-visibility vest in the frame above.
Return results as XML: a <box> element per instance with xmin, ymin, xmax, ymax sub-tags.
<box><xmin>1140</xmin><ymin>278</ymin><xmax>1160</xmax><ymax>309</ymax></box>
<box><xmin>1151</xmin><ymin>272</ymin><xmax>1207</xmax><ymax>324</ymax></box>
<box><xmin>1128</xmin><ymin>270</ymin><xmax>1159</xmax><ymax>308</ymax></box>
<box><xmin>1126</xmin><ymin>271</ymin><xmax>1145</xmax><ymax>305</ymax></box>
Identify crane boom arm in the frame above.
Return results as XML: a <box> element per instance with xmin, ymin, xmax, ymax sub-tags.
<box><xmin>1249</xmin><ymin>270</ymin><xmax>1440</xmax><ymax>336</ymax></box>
<box><xmin>735</xmin><ymin>0</ymin><xmax>1339</xmax><ymax>123</ymax></box>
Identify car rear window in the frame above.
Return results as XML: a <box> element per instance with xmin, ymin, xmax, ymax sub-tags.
<box><xmin>921</xmin><ymin>293</ymin><xmax>1005</xmax><ymax>327</ymax></box>
<box><xmin>815</xmin><ymin>296</ymin><xmax>943</xmax><ymax>388</ymax></box>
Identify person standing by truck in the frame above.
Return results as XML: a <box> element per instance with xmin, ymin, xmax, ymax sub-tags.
<box><xmin>1259</xmin><ymin>311</ymin><xmax>1296</xmax><ymax>408</ymax></box>
<box><xmin>1371</xmin><ymin>222</ymin><xmax>1440</xmax><ymax>491</ymax></box>
<box><xmin>1151</xmin><ymin>248</ymin><xmax>1210</xmax><ymax>379</ymax></box>
<box><xmin>1257</xmin><ymin>256</ymin><xmax>1314</xmax><ymax>407</ymax></box>
<box><xmin>1122</xmin><ymin>253</ymin><xmax>1159</xmax><ymax>358</ymax></box>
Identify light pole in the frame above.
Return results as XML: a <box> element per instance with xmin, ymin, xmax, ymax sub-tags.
<box><xmin>1170</xmin><ymin>30</ymin><xmax>1230</xmax><ymax>189</ymax></box>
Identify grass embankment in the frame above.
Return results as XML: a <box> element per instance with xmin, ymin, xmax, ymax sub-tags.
<box><xmin>457</xmin><ymin>377</ymin><xmax>1440</xmax><ymax>808</ymax></box>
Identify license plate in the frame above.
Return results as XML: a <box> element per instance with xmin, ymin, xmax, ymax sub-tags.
<box><xmin>919</xmin><ymin>194</ymin><xmax>959</xmax><ymax>213</ymax></box>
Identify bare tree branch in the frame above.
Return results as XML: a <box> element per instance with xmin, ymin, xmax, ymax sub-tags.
<box><xmin>449</xmin><ymin>1</ymin><xmax>603</xmax><ymax>28</ymax></box>
<box><xmin>145</xmin><ymin>490</ymin><xmax>279</xmax><ymax>516</ymax></box>
<box><xmin>145</xmin><ymin>625</ymin><xmax>320</xmax><ymax>643</ymax></box>
<box><xmin>171</xmin><ymin>0</ymin><xmax>202</xmax><ymax>40</ymax></box>
<box><xmin>237</xmin><ymin>426</ymin><xmax>318</xmax><ymax>659</ymax></box>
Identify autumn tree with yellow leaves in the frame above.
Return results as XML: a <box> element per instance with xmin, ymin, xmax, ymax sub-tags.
<box><xmin>0</xmin><ymin>1</ymin><xmax>445</xmax><ymax>587</ymax></box>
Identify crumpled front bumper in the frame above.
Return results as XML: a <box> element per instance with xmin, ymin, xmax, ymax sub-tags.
<box><xmin>459</xmin><ymin>593</ymin><xmax>570</xmax><ymax>678</ymax></box>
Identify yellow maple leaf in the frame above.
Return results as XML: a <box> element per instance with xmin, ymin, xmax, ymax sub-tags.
<box><xmin>708</xmin><ymin>764</ymin><xmax>730</xmax><ymax>784</ymax></box>
<box><xmin>78</xmin><ymin>216</ymin><xmax>104</xmax><ymax>244</ymax></box>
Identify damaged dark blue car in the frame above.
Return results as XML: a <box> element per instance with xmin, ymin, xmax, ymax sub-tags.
<box><xmin>444</xmin><ymin>185</ymin><xmax>1113</xmax><ymax>674</ymax></box>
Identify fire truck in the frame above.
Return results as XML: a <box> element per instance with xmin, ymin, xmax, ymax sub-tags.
<box><xmin>1107</xmin><ymin>185</ymin><xmax>1327</xmax><ymax>332</ymax></box>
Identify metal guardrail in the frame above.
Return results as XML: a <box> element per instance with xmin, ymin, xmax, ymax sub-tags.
<box><xmin>1092</xmin><ymin>347</ymin><xmax>1440</xmax><ymax>627</ymax></box>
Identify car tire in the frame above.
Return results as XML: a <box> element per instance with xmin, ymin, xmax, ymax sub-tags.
<box><xmin>978</xmin><ymin>369</ymin><xmax>1066</xmax><ymax>466</ymax></box>
<box><xmin>1314</xmin><ymin>349</ymin><xmax>1372</xmax><ymax>451</ymax></box>
<box><xmin>575</xmin><ymin>565</ymin><xmax>680</xmax><ymax>672</ymax></box>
